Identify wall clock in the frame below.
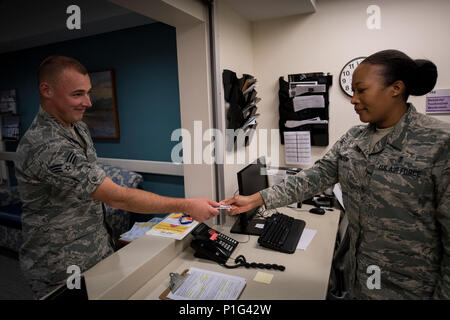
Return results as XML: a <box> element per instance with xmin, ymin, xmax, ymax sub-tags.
<box><xmin>339</xmin><ymin>57</ymin><xmax>366</xmax><ymax>97</ymax></box>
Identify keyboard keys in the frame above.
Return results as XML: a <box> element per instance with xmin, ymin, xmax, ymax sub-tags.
<box><xmin>258</xmin><ymin>212</ymin><xmax>306</xmax><ymax>254</ymax></box>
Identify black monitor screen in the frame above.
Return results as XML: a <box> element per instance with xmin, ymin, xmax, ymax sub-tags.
<box><xmin>238</xmin><ymin>161</ymin><xmax>268</xmax><ymax>197</ymax></box>
<box><xmin>230</xmin><ymin>157</ymin><xmax>268</xmax><ymax>235</ymax></box>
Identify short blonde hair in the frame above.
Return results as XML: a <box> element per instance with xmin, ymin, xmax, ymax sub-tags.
<box><xmin>38</xmin><ymin>55</ymin><xmax>88</xmax><ymax>85</ymax></box>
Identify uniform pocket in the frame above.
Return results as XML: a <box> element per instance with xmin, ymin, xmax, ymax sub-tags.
<box><xmin>338</xmin><ymin>154</ymin><xmax>362</xmax><ymax>190</ymax></box>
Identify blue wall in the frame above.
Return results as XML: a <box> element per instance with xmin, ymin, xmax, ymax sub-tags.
<box><xmin>0</xmin><ymin>23</ymin><xmax>185</xmax><ymax>198</ymax></box>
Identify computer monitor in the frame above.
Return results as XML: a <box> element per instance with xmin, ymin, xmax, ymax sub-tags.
<box><xmin>230</xmin><ymin>157</ymin><xmax>268</xmax><ymax>236</ymax></box>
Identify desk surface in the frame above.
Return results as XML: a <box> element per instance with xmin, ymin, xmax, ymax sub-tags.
<box><xmin>84</xmin><ymin>205</ymin><xmax>340</xmax><ymax>300</ymax></box>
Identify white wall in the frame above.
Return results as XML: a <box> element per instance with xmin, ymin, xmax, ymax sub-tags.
<box><xmin>216</xmin><ymin>0</ymin><xmax>256</xmax><ymax>198</ymax></box>
<box><xmin>109</xmin><ymin>0</ymin><xmax>217</xmax><ymax>201</ymax></box>
<box><xmin>252</xmin><ymin>0</ymin><xmax>450</xmax><ymax>167</ymax></box>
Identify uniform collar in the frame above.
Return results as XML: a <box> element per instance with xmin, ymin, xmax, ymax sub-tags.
<box><xmin>354</xmin><ymin>103</ymin><xmax>416</xmax><ymax>156</ymax></box>
<box><xmin>38</xmin><ymin>106</ymin><xmax>88</xmax><ymax>146</ymax></box>
<box><xmin>385</xmin><ymin>103</ymin><xmax>415</xmax><ymax>151</ymax></box>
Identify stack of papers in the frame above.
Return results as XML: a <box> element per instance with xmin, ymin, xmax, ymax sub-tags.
<box><xmin>119</xmin><ymin>217</ymin><xmax>163</xmax><ymax>242</ymax></box>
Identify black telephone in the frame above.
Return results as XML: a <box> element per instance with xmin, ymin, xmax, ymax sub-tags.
<box><xmin>190</xmin><ymin>223</ymin><xmax>238</xmax><ymax>264</ymax></box>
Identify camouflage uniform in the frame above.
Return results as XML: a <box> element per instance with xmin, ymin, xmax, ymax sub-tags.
<box><xmin>15</xmin><ymin>107</ymin><xmax>114</xmax><ymax>299</ymax></box>
<box><xmin>261</xmin><ymin>104</ymin><xmax>449</xmax><ymax>299</ymax></box>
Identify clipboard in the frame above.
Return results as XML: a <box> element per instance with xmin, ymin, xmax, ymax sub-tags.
<box><xmin>159</xmin><ymin>268</ymin><xmax>247</xmax><ymax>300</ymax></box>
<box><xmin>159</xmin><ymin>269</ymin><xmax>189</xmax><ymax>300</ymax></box>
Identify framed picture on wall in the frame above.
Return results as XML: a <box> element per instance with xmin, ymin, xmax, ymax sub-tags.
<box><xmin>84</xmin><ymin>70</ymin><xmax>120</xmax><ymax>139</ymax></box>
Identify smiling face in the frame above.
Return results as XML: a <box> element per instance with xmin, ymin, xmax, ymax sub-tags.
<box><xmin>40</xmin><ymin>68</ymin><xmax>92</xmax><ymax>127</ymax></box>
<box><xmin>351</xmin><ymin>63</ymin><xmax>407</xmax><ymax>128</ymax></box>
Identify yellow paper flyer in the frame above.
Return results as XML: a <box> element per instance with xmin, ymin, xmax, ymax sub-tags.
<box><xmin>153</xmin><ymin>222</ymin><xmax>189</xmax><ymax>234</ymax></box>
<box><xmin>146</xmin><ymin>213</ymin><xmax>199</xmax><ymax>240</ymax></box>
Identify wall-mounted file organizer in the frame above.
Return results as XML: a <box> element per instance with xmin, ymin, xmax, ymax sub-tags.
<box><xmin>278</xmin><ymin>72</ymin><xmax>332</xmax><ymax>146</ymax></box>
<box><xmin>223</xmin><ymin>69</ymin><xmax>261</xmax><ymax>148</ymax></box>
<box><xmin>0</xmin><ymin>89</ymin><xmax>20</xmax><ymax>141</ymax></box>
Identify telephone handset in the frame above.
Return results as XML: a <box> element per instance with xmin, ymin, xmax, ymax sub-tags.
<box><xmin>190</xmin><ymin>223</ymin><xmax>238</xmax><ymax>264</ymax></box>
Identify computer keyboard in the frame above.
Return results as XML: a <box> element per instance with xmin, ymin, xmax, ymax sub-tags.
<box><xmin>258</xmin><ymin>212</ymin><xmax>306</xmax><ymax>253</ymax></box>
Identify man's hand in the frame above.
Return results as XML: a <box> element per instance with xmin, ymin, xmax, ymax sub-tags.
<box><xmin>183</xmin><ymin>198</ymin><xmax>220</xmax><ymax>222</ymax></box>
<box><xmin>92</xmin><ymin>177</ymin><xmax>220</xmax><ymax>223</ymax></box>
<box><xmin>220</xmin><ymin>192</ymin><xmax>264</xmax><ymax>215</ymax></box>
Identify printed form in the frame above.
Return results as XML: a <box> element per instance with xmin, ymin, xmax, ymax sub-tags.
<box><xmin>284</xmin><ymin>131</ymin><xmax>311</xmax><ymax>165</ymax></box>
<box><xmin>167</xmin><ymin>267</ymin><xmax>246</xmax><ymax>300</ymax></box>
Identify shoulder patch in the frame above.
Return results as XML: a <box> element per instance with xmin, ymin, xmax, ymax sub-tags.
<box><xmin>66</xmin><ymin>152</ymin><xmax>78</xmax><ymax>165</ymax></box>
<box><xmin>49</xmin><ymin>152</ymin><xmax>78</xmax><ymax>174</ymax></box>
<box><xmin>50</xmin><ymin>164</ymin><xmax>63</xmax><ymax>174</ymax></box>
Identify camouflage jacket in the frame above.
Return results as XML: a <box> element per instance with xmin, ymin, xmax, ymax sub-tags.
<box><xmin>15</xmin><ymin>107</ymin><xmax>113</xmax><ymax>298</ymax></box>
<box><xmin>261</xmin><ymin>104</ymin><xmax>449</xmax><ymax>299</ymax></box>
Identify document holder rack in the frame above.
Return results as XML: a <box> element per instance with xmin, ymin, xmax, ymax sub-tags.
<box><xmin>279</xmin><ymin>72</ymin><xmax>333</xmax><ymax>146</ymax></box>
<box><xmin>223</xmin><ymin>69</ymin><xmax>261</xmax><ymax>149</ymax></box>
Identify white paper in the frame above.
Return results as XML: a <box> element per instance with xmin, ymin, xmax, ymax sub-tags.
<box><xmin>289</xmin><ymin>84</ymin><xmax>326</xmax><ymax>97</ymax></box>
<box><xmin>333</xmin><ymin>183</ymin><xmax>345</xmax><ymax>210</ymax></box>
<box><xmin>266</xmin><ymin>169</ymin><xmax>287</xmax><ymax>186</ymax></box>
<box><xmin>167</xmin><ymin>267</ymin><xmax>246</xmax><ymax>300</ymax></box>
<box><xmin>266</xmin><ymin>167</ymin><xmax>300</xmax><ymax>186</ymax></box>
<box><xmin>284</xmin><ymin>131</ymin><xmax>311</xmax><ymax>165</ymax></box>
<box><xmin>293</xmin><ymin>95</ymin><xmax>325</xmax><ymax>112</ymax></box>
<box><xmin>285</xmin><ymin>117</ymin><xmax>328</xmax><ymax>128</ymax></box>
<box><xmin>119</xmin><ymin>217</ymin><xmax>163</xmax><ymax>242</ymax></box>
<box><xmin>243</xmin><ymin>114</ymin><xmax>259</xmax><ymax>128</ymax></box>
<box><xmin>243</xmin><ymin>83</ymin><xmax>256</xmax><ymax>95</ymax></box>
<box><xmin>289</xmin><ymin>81</ymin><xmax>318</xmax><ymax>87</ymax></box>
<box><xmin>297</xmin><ymin>229</ymin><xmax>317</xmax><ymax>250</ymax></box>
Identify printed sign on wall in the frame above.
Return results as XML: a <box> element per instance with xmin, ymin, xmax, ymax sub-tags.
<box><xmin>426</xmin><ymin>89</ymin><xmax>450</xmax><ymax>114</ymax></box>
